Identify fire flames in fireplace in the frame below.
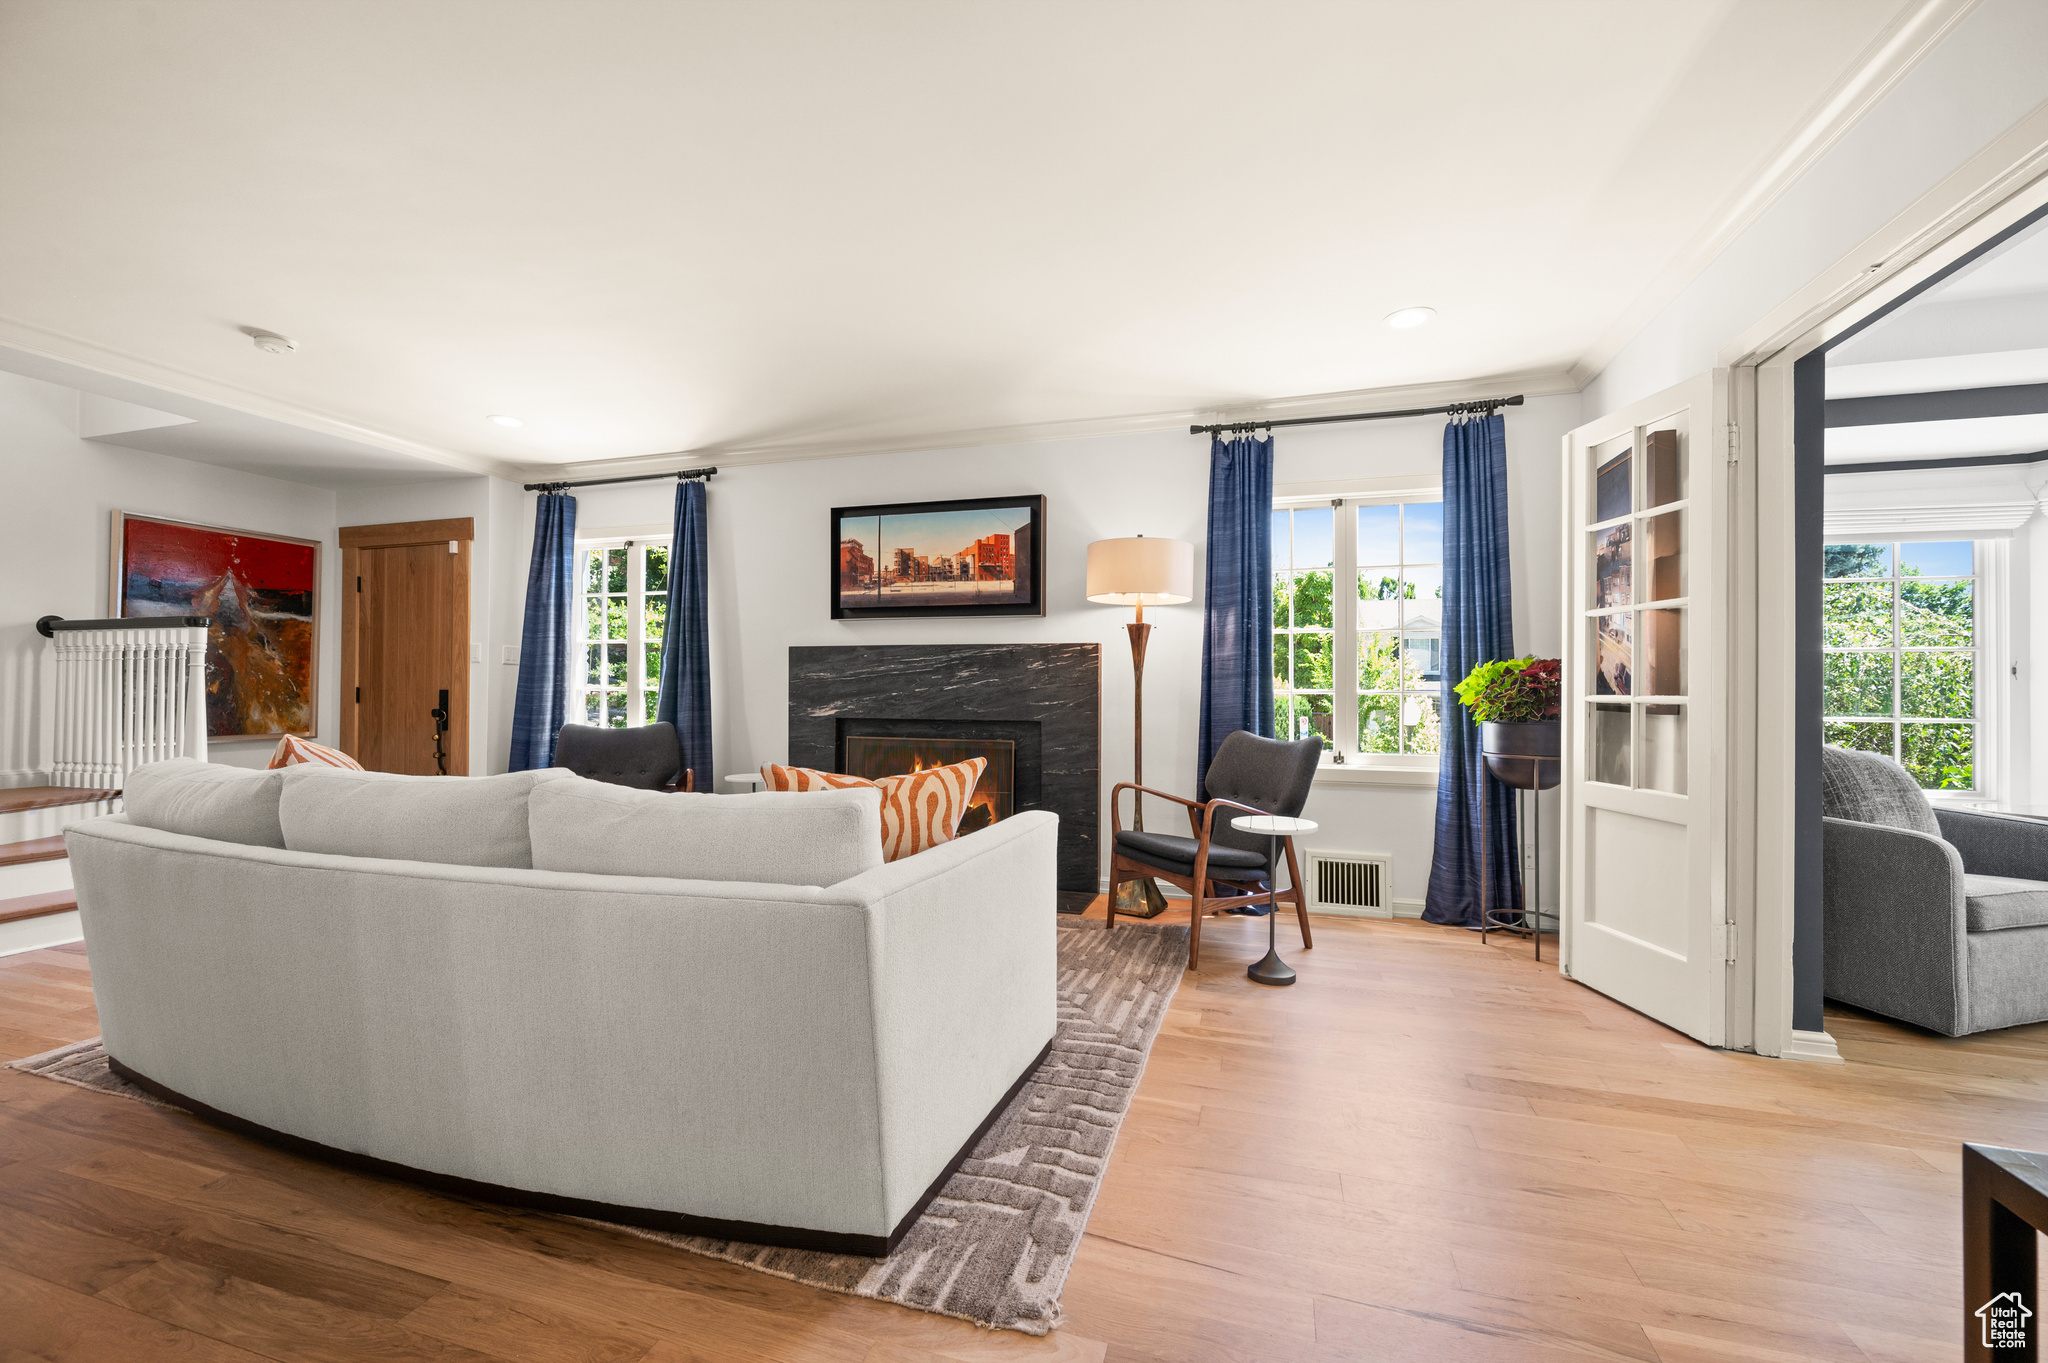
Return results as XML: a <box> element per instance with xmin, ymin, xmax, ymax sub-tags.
<box><xmin>842</xmin><ymin>736</ymin><xmax>1015</xmax><ymax>835</ymax></box>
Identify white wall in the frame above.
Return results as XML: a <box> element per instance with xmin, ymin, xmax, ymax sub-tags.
<box><xmin>490</xmin><ymin>394</ymin><xmax>1577</xmax><ymax>907</ymax></box>
<box><xmin>1583</xmin><ymin>0</ymin><xmax>2048</xmax><ymax>415</ymax></box>
<box><xmin>0</xmin><ymin>370</ymin><xmax>341</xmax><ymax>781</ymax></box>
<box><xmin>334</xmin><ymin>475</ymin><xmax>525</xmax><ymax>777</ymax></box>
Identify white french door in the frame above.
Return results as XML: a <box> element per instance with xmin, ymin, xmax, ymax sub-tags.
<box><xmin>1562</xmin><ymin>372</ymin><xmax>1731</xmax><ymax>1046</ymax></box>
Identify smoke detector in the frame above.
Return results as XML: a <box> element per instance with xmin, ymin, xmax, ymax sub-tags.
<box><xmin>244</xmin><ymin>328</ymin><xmax>297</xmax><ymax>355</ymax></box>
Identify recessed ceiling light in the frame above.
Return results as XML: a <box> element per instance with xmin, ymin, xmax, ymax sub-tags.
<box><xmin>488</xmin><ymin>414</ymin><xmax>524</xmax><ymax>428</ymax></box>
<box><xmin>1385</xmin><ymin>307</ymin><xmax>1436</xmax><ymax>330</ymax></box>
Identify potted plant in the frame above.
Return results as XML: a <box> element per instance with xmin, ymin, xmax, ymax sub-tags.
<box><xmin>1452</xmin><ymin>656</ymin><xmax>1562</xmax><ymax>790</ymax></box>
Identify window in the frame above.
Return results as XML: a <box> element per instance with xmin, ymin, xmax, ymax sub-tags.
<box><xmin>1823</xmin><ymin>540</ymin><xmax>1979</xmax><ymax>791</ymax></box>
<box><xmin>1272</xmin><ymin>496</ymin><xmax>1443</xmax><ymax>761</ymax></box>
<box><xmin>573</xmin><ymin>540</ymin><xmax>669</xmax><ymax>728</ymax></box>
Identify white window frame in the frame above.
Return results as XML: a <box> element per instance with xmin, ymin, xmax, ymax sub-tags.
<box><xmin>1820</xmin><ymin>535</ymin><xmax>1997</xmax><ymax>802</ymax></box>
<box><xmin>572</xmin><ymin>536</ymin><xmax>672</xmax><ymax>728</ymax></box>
<box><xmin>1273</xmin><ymin>475</ymin><xmax>1444</xmax><ymax>786</ymax></box>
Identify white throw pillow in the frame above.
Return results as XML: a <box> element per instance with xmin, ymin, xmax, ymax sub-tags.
<box><xmin>122</xmin><ymin>757</ymin><xmax>287</xmax><ymax>848</ymax></box>
<box><xmin>529</xmin><ymin>777</ymin><xmax>885</xmax><ymax>887</ymax></box>
<box><xmin>279</xmin><ymin>766</ymin><xmax>571</xmax><ymax>868</ymax></box>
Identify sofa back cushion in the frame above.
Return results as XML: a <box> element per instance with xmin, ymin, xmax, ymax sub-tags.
<box><xmin>1820</xmin><ymin>744</ymin><xmax>1941</xmax><ymax>838</ymax></box>
<box><xmin>123</xmin><ymin>758</ymin><xmax>287</xmax><ymax>847</ymax></box>
<box><xmin>279</xmin><ymin>767</ymin><xmax>570</xmax><ymax>868</ymax></box>
<box><xmin>530</xmin><ymin>778</ymin><xmax>884</xmax><ymax>887</ymax></box>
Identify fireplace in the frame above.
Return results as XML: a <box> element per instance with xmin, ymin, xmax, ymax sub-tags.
<box><xmin>843</xmin><ymin>734</ymin><xmax>1015</xmax><ymax>836</ymax></box>
<box><xmin>788</xmin><ymin>644</ymin><xmax>1100</xmax><ymax>894</ymax></box>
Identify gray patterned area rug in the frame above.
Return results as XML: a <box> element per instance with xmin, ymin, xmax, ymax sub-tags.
<box><xmin>5</xmin><ymin>916</ymin><xmax>1187</xmax><ymax>1336</ymax></box>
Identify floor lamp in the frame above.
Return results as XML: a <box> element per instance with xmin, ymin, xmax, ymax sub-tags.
<box><xmin>1087</xmin><ymin>535</ymin><xmax>1195</xmax><ymax>918</ymax></box>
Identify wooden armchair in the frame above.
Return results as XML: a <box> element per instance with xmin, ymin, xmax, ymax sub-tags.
<box><xmin>1108</xmin><ymin>731</ymin><xmax>1322</xmax><ymax>969</ymax></box>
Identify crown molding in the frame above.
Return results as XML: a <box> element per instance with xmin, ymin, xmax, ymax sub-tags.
<box><xmin>1570</xmin><ymin>0</ymin><xmax>1980</xmax><ymax>390</ymax></box>
<box><xmin>513</xmin><ymin>368</ymin><xmax>1582</xmax><ymax>482</ymax></box>
<box><xmin>0</xmin><ymin>315</ymin><xmax>523</xmax><ymax>482</ymax></box>
<box><xmin>1718</xmin><ymin>100</ymin><xmax>2048</xmax><ymax>371</ymax></box>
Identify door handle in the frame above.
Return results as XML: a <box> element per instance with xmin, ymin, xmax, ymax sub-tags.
<box><xmin>431</xmin><ymin>688</ymin><xmax>450</xmax><ymax>775</ymax></box>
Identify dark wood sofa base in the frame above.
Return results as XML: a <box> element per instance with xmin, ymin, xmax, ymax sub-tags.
<box><xmin>108</xmin><ymin>1033</ymin><xmax>1055</xmax><ymax>1258</ymax></box>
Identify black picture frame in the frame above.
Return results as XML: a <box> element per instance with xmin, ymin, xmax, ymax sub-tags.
<box><xmin>831</xmin><ymin>495</ymin><xmax>1046</xmax><ymax>620</ymax></box>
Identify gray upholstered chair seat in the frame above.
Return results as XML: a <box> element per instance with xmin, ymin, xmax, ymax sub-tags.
<box><xmin>1822</xmin><ymin>742</ymin><xmax>2048</xmax><ymax>1035</ymax></box>
<box><xmin>1963</xmin><ymin>874</ymin><xmax>2048</xmax><ymax>932</ymax></box>
<box><xmin>1112</xmin><ymin>829</ymin><xmax>1265</xmax><ymax>878</ymax></box>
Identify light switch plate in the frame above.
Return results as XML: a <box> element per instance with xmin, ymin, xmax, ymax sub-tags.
<box><xmin>502</xmin><ymin>645</ymin><xmax>520</xmax><ymax>666</ymax></box>
<box><xmin>470</xmin><ymin>643</ymin><xmax>483</xmax><ymax>664</ymax></box>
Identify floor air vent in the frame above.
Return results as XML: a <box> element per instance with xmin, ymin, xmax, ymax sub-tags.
<box><xmin>1306</xmin><ymin>850</ymin><xmax>1393</xmax><ymax>915</ymax></box>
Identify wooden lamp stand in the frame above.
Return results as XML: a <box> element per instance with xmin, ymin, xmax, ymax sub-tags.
<box><xmin>1086</xmin><ymin>535</ymin><xmax>1195</xmax><ymax>921</ymax></box>
<box><xmin>1116</xmin><ymin>604</ymin><xmax>1170</xmax><ymax>918</ymax></box>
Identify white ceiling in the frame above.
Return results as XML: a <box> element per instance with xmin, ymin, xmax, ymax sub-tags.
<box><xmin>0</xmin><ymin>0</ymin><xmax>1920</xmax><ymax>486</ymax></box>
<box><xmin>1827</xmin><ymin>212</ymin><xmax>2048</xmax><ymax>462</ymax></box>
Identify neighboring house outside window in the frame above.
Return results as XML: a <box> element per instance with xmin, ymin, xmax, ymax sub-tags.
<box><xmin>1823</xmin><ymin>539</ymin><xmax>1980</xmax><ymax>792</ymax></box>
<box><xmin>1272</xmin><ymin>493</ymin><xmax>1444</xmax><ymax>765</ymax></box>
<box><xmin>573</xmin><ymin>539</ymin><xmax>669</xmax><ymax>728</ymax></box>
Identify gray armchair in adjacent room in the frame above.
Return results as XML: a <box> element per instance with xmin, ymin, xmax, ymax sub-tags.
<box><xmin>1823</xmin><ymin>744</ymin><xmax>2048</xmax><ymax>1036</ymax></box>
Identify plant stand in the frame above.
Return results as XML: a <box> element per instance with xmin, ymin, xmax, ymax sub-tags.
<box><xmin>1478</xmin><ymin>719</ymin><xmax>1560</xmax><ymax>961</ymax></box>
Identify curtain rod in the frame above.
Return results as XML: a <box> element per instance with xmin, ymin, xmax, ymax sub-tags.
<box><xmin>1190</xmin><ymin>394</ymin><xmax>1524</xmax><ymax>436</ymax></box>
<box><xmin>523</xmin><ymin>466</ymin><xmax>718</xmax><ymax>492</ymax></box>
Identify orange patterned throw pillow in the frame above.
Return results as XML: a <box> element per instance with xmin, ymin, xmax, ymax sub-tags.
<box><xmin>760</xmin><ymin>759</ymin><xmax>987</xmax><ymax>862</ymax></box>
<box><xmin>267</xmin><ymin>735</ymin><xmax>365</xmax><ymax>771</ymax></box>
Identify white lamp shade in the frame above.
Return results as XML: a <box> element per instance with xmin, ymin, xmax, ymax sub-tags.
<box><xmin>1086</xmin><ymin>537</ymin><xmax>1194</xmax><ymax>606</ymax></box>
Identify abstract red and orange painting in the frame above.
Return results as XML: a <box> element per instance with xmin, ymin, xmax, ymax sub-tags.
<box><xmin>112</xmin><ymin>513</ymin><xmax>320</xmax><ymax>740</ymax></box>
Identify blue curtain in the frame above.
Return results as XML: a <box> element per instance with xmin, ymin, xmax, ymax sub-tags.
<box><xmin>1196</xmin><ymin>434</ymin><xmax>1274</xmax><ymax>799</ymax></box>
<box><xmin>655</xmin><ymin>478</ymin><xmax>712</xmax><ymax>786</ymax></box>
<box><xmin>509</xmin><ymin>491</ymin><xmax>578</xmax><ymax>771</ymax></box>
<box><xmin>1424</xmin><ymin>413</ymin><xmax>1519</xmax><ymax>926</ymax></box>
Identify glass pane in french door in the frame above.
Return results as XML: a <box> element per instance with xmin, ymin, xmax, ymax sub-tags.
<box><xmin>1591</xmin><ymin>703</ymin><xmax>1630</xmax><ymax>785</ymax></box>
<box><xmin>1643</xmin><ymin>512</ymin><xmax>1682</xmax><ymax>601</ymax></box>
<box><xmin>1596</xmin><ymin>613</ymin><xmax>1632</xmax><ymax>695</ymax></box>
<box><xmin>1593</xmin><ymin>435</ymin><xmax>1632</xmax><ymax>523</ymax></box>
<box><xmin>1644</xmin><ymin>425</ymin><xmax>1683</xmax><ymax>508</ymax></box>
<box><xmin>1595</xmin><ymin>525</ymin><xmax>1631</xmax><ymax>607</ymax></box>
<box><xmin>1641</xmin><ymin>609</ymin><xmax>1683</xmax><ymax>695</ymax></box>
<box><xmin>1642</xmin><ymin>705</ymin><xmax>1687</xmax><ymax>794</ymax></box>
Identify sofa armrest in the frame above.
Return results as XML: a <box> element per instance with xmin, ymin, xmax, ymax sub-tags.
<box><xmin>1821</xmin><ymin>815</ymin><xmax>1968</xmax><ymax>1035</ymax></box>
<box><xmin>830</xmin><ymin>809</ymin><xmax>1061</xmax><ymax>1230</ymax></box>
<box><xmin>1935</xmin><ymin>807</ymin><xmax>2048</xmax><ymax>881</ymax></box>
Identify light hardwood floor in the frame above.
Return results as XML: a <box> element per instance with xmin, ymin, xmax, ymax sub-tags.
<box><xmin>0</xmin><ymin>906</ymin><xmax>2025</xmax><ymax>1361</ymax></box>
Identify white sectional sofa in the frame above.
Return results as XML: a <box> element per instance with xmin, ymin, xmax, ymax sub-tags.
<box><xmin>66</xmin><ymin>759</ymin><xmax>1059</xmax><ymax>1255</ymax></box>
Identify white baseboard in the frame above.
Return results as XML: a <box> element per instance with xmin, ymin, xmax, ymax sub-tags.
<box><xmin>1310</xmin><ymin>897</ymin><xmax>1425</xmax><ymax>920</ymax></box>
<box><xmin>0</xmin><ymin>909</ymin><xmax>82</xmax><ymax>959</ymax></box>
<box><xmin>1783</xmin><ymin>1029</ymin><xmax>1846</xmax><ymax>1065</ymax></box>
<box><xmin>0</xmin><ymin>769</ymin><xmax>51</xmax><ymax>789</ymax></box>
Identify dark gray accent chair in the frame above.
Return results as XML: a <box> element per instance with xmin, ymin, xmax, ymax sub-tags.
<box><xmin>1109</xmin><ymin>730</ymin><xmax>1322</xmax><ymax>969</ymax></box>
<box><xmin>553</xmin><ymin>721</ymin><xmax>693</xmax><ymax>792</ymax></box>
<box><xmin>1823</xmin><ymin>744</ymin><xmax>2048</xmax><ymax>1036</ymax></box>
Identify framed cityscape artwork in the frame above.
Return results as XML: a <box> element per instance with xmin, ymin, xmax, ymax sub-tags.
<box><xmin>831</xmin><ymin>495</ymin><xmax>1046</xmax><ymax>619</ymax></box>
<box><xmin>110</xmin><ymin>511</ymin><xmax>321</xmax><ymax>741</ymax></box>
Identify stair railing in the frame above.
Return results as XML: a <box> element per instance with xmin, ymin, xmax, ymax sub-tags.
<box><xmin>36</xmin><ymin>616</ymin><xmax>211</xmax><ymax>789</ymax></box>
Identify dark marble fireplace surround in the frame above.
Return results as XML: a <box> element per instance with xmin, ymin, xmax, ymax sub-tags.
<box><xmin>787</xmin><ymin>644</ymin><xmax>1100</xmax><ymax>893</ymax></box>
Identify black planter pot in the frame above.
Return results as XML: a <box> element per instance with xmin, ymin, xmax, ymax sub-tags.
<box><xmin>1480</xmin><ymin>719</ymin><xmax>1561</xmax><ymax>791</ymax></box>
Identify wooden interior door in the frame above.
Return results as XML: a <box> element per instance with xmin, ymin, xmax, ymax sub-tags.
<box><xmin>1561</xmin><ymin>373</ymin><xmax>1730</xmax><ymax>1045</ymax></box>
<box><xmin>340</xmin><ymin>519</ymin><xmax>471</xmax><ymax>776</ymax></box>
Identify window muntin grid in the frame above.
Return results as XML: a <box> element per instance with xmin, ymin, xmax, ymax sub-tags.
<box><xmin>573</xmin><ymin>540</ymin><xmax>670</xmax><ymax>729</ymax></box>
<box><xmin>1822</xmin><ymin>540</ymin><xmax>1977</xmax><ymax>792</ymax></box>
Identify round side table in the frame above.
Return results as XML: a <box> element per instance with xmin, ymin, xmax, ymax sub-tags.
<box><xmin>1230</xmin><ymin>815</ymin><xmax>1317</xmax><ymax>987</ymax></box>
<box><xmin>724</xmin><ymin>773</ymin><xmax>765</xmax><ymax>793</ymax></box>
